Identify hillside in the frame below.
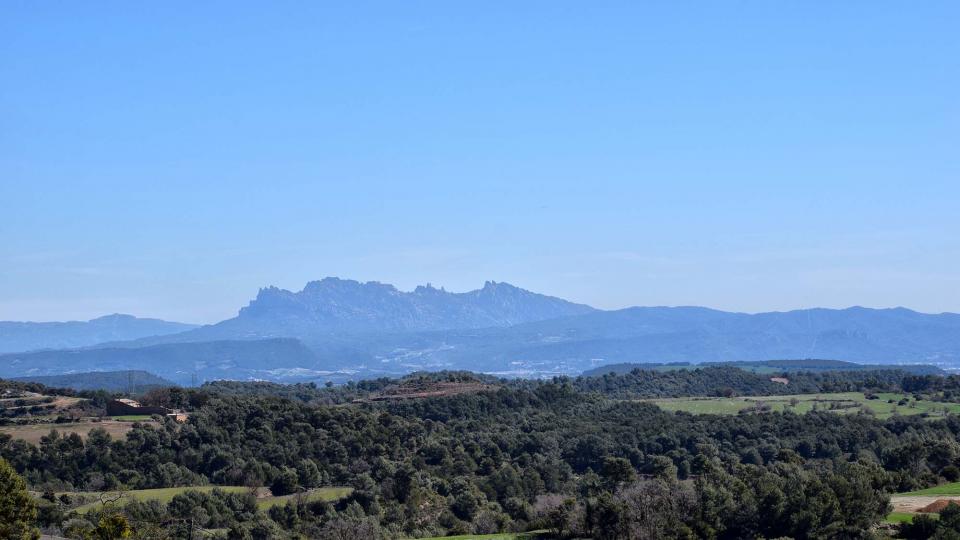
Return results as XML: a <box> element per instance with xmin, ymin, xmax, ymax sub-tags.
<box><xmin>276</xmin><ymin>305</ymin><xmax>960</xmax><ymax>377</ymax></box>
<box><xmin>11</xmin><ymin>370</ymin><xmax>176</xmax><ymax>391</ymax></box>
<box><xmin>0</xmin><ymin>314</ymin><xmax>197</xmax><ymax>353</ymax></box>
<box><xmin>582</xmin><ymin>359</ymin><xmax>947</xmax><ymax>377</ymax></box>
<box><xmin>419</xmin><ymin>305</ymin><xmax>960</xmax><ymax>374</ymax></box>
<box><xmin>0</xmin><ymin>338</ymin><xmax>324</xmax><ymax>385</ymax></box>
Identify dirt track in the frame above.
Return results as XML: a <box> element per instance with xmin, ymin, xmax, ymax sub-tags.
<box><xmin>891</xmin><ymin>495</ymin><xmax>960</xmax><ymax>513</ymax></box>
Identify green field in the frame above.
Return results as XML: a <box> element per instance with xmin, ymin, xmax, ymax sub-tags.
<box><xmin>411</xmin><ymin>532</ymin><xmax>546</xmax><ymax>540</ymax></box>
<box><xmin>885</xmin><ymin>511</ymin><xmax>926</xmax><ymax>524</ymax></box>
<box><xmin>109</xmin><ymin>415</ymin><xmax>154</xmax><ymax>421</ymax></box>
<box><xmin>0</xmin><ymin>420</ymin><xmax>151</xmax><ymax>445</ymax></box>
<box><xmin>881</xmin><ymin>482</ymin><xmax>960</xmax><ymax>523</ymax></box>
<box><xmin>645</xmin><ymin>392</ymin><xmax>960</xmax><ymax>419</ymax></box>
<box><xmin>255</xmin><ymin>487</ymin><xmax>354</xmax><ymax>509</ymax></box>
<box><xmin>901</xmin><ymin>482</ymin><xmax>960</xmax><ymax>496</ymax></box>
<box><xmin>66</xmin><ymin>485</ymin><xmax>352</xmax><ymax>513</ymax></box>
<box><xmin>69</xmin><ymin>486</ymin><xmax>249</xmax><ymax>513</ymax></box>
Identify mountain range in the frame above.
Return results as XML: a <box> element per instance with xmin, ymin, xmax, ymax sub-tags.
<box><xmin>2</xmin><ymin>277</ymin><xmax>960</xmax><ymax>384</ymax></box>
<box><xmin>154</xmin><ymin>277</ymin><xmax>596</xmax><ymax>342</ymax></box>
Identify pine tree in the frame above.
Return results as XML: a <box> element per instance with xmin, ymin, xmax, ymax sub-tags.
<box><xmin>0</xmin><ymin>457</ymin><xmax>39</xmax><ymax>540</ymax></box>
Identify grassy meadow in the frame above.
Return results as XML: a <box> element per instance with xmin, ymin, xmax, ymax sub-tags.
<box><xmin>883</xmin><ymin>482</ymin><xmax>960</xmax><ymax>523</ymax></box>
<box><xmin>255</xmin><ymin>486</ymin><xmax>354</xmax><ymax>509</ymax></box>
<box><xmin>64</xmin><ymin>485</ymin><xmax>352</xmax><ymax>513</ymax></box>
<box><xmin>0</xmin><ymin>420</ymin><xmax>154</xmax><ymax>445</ymax></box>
<box><xmin>411</xmin><ymin>532</ymin><xmax>547</xmax><ymax>540</ymax></box>
<box><xmin>68</xmin><ymin>486</ymin><xmax>249</xmax><ymax>513</ymax></box>
<box><xmin>901</xmin><ymin>482</ymin><xmax>960</xmax><ymax>496</ymax></box>
<box><xmin>108</xmin><ymin>414</ymin><xmax>155</xmax><ymax>421</ymax></box>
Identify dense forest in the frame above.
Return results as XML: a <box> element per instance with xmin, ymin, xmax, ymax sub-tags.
<box><xmin>5</xmin><ymin>367</ymin><xmax>960</xmax><ymax>538</ymax></box>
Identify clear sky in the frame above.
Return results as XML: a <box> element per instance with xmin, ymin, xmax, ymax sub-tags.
<box><xmin>1</xmin><ymin>2</ymin><xmax>958</xmax><ymax>323</ymax></box>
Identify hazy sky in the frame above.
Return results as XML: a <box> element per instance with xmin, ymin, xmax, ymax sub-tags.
<box><xmin>2</xmin><ymin>2</ymin><xmax>958</xmax><ymax>323</ymax></box>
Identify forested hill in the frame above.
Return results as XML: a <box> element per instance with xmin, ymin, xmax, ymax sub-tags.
<box><xmin>6</xmin><ymin>366</ymin><xmax>960</xmax><ymax>539</ymax></box>
<box><xmin>581</xmin><ymin>359</ymin><xmax>945</xmax><ymax>377</ymax></box>
<box><xmin>197</xmin><ymin>367</ymin><xmax>918</xmax><ymax>405</ymax></box>
<box><xmin>12</xmin><ymin>370</ymin><xmax>175</xmax><ymax>392</ymax></box>
<box><xmin>569</xmin><ymin>365</ymin><xmax>911</xmax><ymax>398</ymax></box>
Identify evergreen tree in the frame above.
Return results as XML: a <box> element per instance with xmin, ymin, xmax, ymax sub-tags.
<box><xmin>0</xmin><ymin>457</ymin><xmax>39</xmax><ymax>540</ymax></box>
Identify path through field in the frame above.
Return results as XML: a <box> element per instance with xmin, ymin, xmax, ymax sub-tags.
<box><xmin>891</xmin><ymin>495</ymin><xmax>960</xmax><ymax>513</ymax></box>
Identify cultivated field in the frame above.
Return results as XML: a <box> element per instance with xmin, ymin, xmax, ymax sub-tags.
<box><xmin>900</xmin><ymin>483</ymin><xmax>960</xmax><ymax>497</ymax></box>
<box><xmin>108</xmin><ymin>414</ymin><xmax>154</xmax><ymax>421</ymax></box>
<box><xmin>64</xmin><ymin>485</ymin><xmax>353</xmax><ymax>513</ymax></box>
<box><xmin>0</xmin><ymin>391</ymin><xmax>86</xmax><ymax>415</ymax></box>
<box><xmin>68</xmin><ymin>486</ymin><xmax>249</xmax><ymax>513</ymax></box>
<box><xmin>254</xmin><ymin>487</ymin><xmax>354</xmax><ymax>509</ymax></box>
<box><xmin>886</xmin><ymin>481</ymin><xmax>960</xmax><ymax>523</ymax></box>
<box><xmin>644</xmin><ymin>392</ymin><xmax>960</xmax><ymax>419</ymax></box>
<box><xmin>412</xmin><ymin>532</ymin><xmax>546</xmax><ymax>540</ymax></box>
<box><xmin>0</xmin><ymin>419</ymin><xmax>157</xmax><ymax>445</ymax></box>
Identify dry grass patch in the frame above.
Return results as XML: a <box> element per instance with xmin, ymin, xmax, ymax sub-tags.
<box><xmin>0</xmin><ymin>419</ymin><xmax>156</xmax><ymax>445</ymax></box>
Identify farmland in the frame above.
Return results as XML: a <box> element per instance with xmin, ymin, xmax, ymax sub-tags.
<box><xmin>0</xmin><ymin>419</ymin><xmax>156</xmax><ymax>445</ymax></box>
<box><xmin>0</xmin><ymin>390</ymin><xmax>86</xmax><ymax>416</ymax></box>
<box><xmin>900</xmin><ymin>482</ymin><xmax>960</xmax><ymax>496</ymax></box>
<box><xmin>62</xmin><ymin>485</ymin><xmax>354</xmax><ymax>514</ymax></box>
<box><xmin>411</xmin><ymin>532</ymin><xmax>546</xmax><ymax>540</ymax></box>
<box><xmin>67</xmin><ymin>486</ymin><xmax>249</xmax><ymax>513</ymax></box>
<box><xmin>643</xmin><ymin>392</ymin><xmax>960</xmax><ymax>419</ymax></box>
<box><xmin>253</xmin><ymin>486</ymin><xmax>354</xmax><ymax>510</ymax></box>
<box><xmin>885</xmin><ymin>482</ymin><xmax>960</xmax><ymax>523</ymax></box>
<box><xmin>0</xmin><ymin>386</ymin><xmax>162</xmax><ymax>444</ymax></box>
<box><xmin>107</xmin><ymin>414</ymin><xmax>154</xmax><ymax>421</ymax></box>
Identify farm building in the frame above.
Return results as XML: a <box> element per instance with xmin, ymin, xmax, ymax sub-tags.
<box><xmin>106</xmin><ymin>398</ymin><xmax>172</xmax><ymax>416</ymax></box>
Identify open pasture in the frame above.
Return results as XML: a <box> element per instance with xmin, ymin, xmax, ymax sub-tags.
<box><xmin>885</xmin><ymin>482</ymin><xmax>960</xmax><ymax>523</ymax></box>
<box><xmin>255</xmin><ymin>486</ymin><xmax>354</xmax><ymax>509</ymax></box>
<box><xmin>411</xmin><ymin>532</ymin><xmax>546</xmax><ymax>540</ymax></box>
<box><xmin>68</xmin><ymin>486</ymin><xmax>249</xmax><ymax>513</ymax></box>
<box><xmin>63</xmin><ymin>485</ymin><xmax>353</xmax><ymax>514</ymax></box>
<box><xmin>0</xmin><ymin>419</ymin><xmax>156</xmax><ymax>445</ymax></box>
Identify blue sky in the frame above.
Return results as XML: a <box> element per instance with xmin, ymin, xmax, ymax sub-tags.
<box><xmin>1</xmin><ymin>2</ymin><xmax>958</xmax><ymax>323</ymax></box>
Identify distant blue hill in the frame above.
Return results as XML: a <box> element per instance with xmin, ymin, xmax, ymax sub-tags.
<box><xmin>0</xmin><ymin>338</ymin><xmax>323</xmax><ymax>385</ymax></box>
<box><xmin>455</xmin><ymin>305</ymin><xmax>960</xmax><ymax>371</ymax></box>
<box><xmin>0</xmin><ymin>314</ymin><xmax>198</xmax><ymax>354</ymax></box>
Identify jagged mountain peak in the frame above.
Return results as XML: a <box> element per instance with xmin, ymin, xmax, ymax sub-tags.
<box><xmin>301</xmin><ymin>277</ymin><xmax>399</xmax><ymax>294</ymax></box>
<box><xmin>231</xmin><ymin>277</ymin><xmax>596</xmax><ymax>333</ymax></box>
